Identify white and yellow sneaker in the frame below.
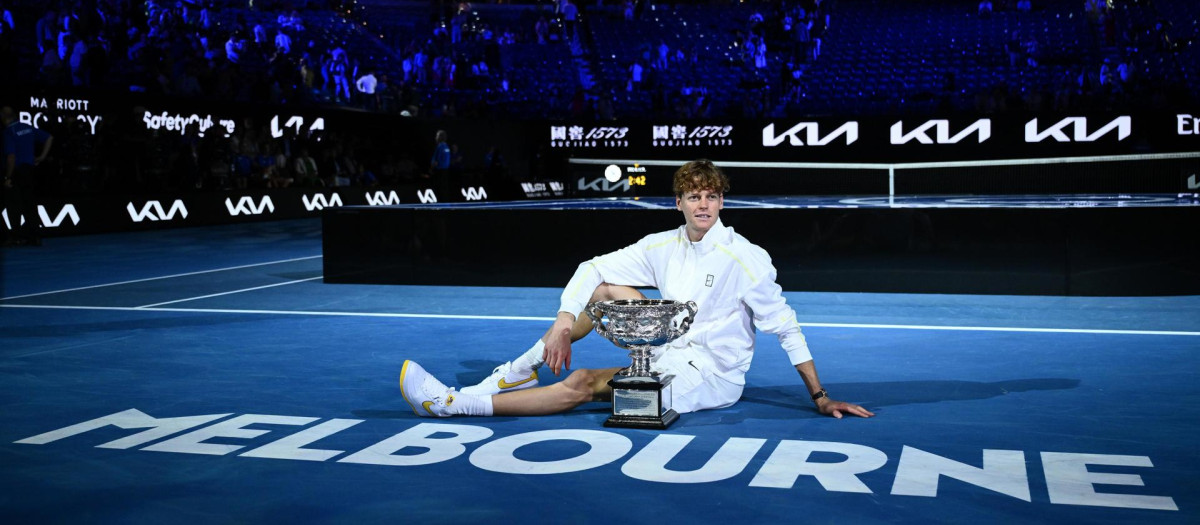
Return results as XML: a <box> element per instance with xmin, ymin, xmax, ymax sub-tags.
<box><xmin>460</xmin><ymin>361</ymin><xmax>539</xmax><ymax>396</ymax></box>
<box><xmin>399</xmin><ymin>360</ymin><xmax>457</xmax><ymax>417</ymax></box>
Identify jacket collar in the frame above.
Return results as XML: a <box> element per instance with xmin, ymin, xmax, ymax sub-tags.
<box><xmin>680</xmin><ymin>219</ymin><xmax>729</xmax><ymax>256</ymax></box>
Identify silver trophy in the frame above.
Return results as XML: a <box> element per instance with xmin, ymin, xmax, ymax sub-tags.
<box><xmin>586</xmin><ymin>299</ymin><xmax>698</xmax><ymax>429</ymax></box>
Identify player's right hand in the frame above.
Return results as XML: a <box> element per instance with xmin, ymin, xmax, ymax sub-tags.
<box><xmin>543</xmin><ymin>316</ymin><xmax>574</xmax><ymax>376</ymax></box>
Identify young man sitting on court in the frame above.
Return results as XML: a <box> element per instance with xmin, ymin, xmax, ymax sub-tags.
<box><xmin>400</xmin><ymin>159</ymin><xmax>874</xmax><ymax>420</ymax></box>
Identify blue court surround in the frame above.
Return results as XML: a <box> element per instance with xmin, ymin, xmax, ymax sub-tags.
<box><xmin>1</xmin><ymin>217</ymin><xmax>1198</xmax><ymax>524</ymax></box>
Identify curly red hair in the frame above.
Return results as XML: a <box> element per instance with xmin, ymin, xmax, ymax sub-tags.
<box><xmin>672</xmin><ymin>159</ymin><xmax>730</xmax><ymax>197</ymax></box>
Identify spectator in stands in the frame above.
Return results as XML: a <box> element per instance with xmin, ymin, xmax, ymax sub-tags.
<box><xmin>263</xmin><ymin>144</ymin><xmax>292</xmax><ymax>188</ymax></box>
<box><xmin>754</xmin><ymin>36</ymin><xmax>768</xmax><ymax>69</ymax></box>
<box><xmin>225</xmin><ymin>32</ymin><xmax>244</xmax><ymax>64</ymax></box>
<box><xmin>656</xmin><ymin>39</ymin><xmax>669</xmax><ymax>70</ymax></box>
<box><xmin>2</xmin><ymin>106</ymin><xmax>53</xmax><ymax>246</ymax></box>
<box><xmin>35</xmin><ymin>10</ymin><xmax>57</xmax><ymax>56</ymax></box>
<box><xmin>329</xmin><ymin>48</ymin><xmax>352</xmax><ymax>103</ymax></box>
<box><xmin>357</xmin><ymin>69</ymin><xmax>379</xmax><ymax>110</ymax></box>
<box><xmin>56</xmin><ymin>15</ymin><xmax>72</xmax><ymax>62</ymax></box>
<box><xmin>561</xmin><ymin>0</ymin><xmax>578</xmax><ymax>41</ymax></box>
<box><xmin>294</xmin><ymin>148</ymin><xmax>319</xmax><ymax>187</ymax></box>
<box><xmin>628</xmin><ymin>60</ymin><xmax>644</xmax><ymax>91</ymax></box>
<box><xmin>535</xmin><ymin>15</ymin><xmax>548</xmax><ymax>44</ymax></box>
<box><xmin>430</xmin><ymin>129</ymin><xmax>451</xmax><ymax>195</ymax></box>
<box><xmin>253</xmin><ymin>23</ymin><xmax>268</xmax><ymax>49</ymax></box>
<box><xmin>275</xmin><ymin>28</ymin><xmax>292</xmax><ymax>55</ymax></box>
<box><xmin>978</xmin><ymin>0</ymin><xmax>994</xmax><ymax>17</ymax></box>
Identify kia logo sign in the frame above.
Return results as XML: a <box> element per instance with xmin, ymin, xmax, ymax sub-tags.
<box><xmin>1025</xmin><ymin>116</ymin><xmax>1131</xmax><ymax>142</ymax></box>
<box><xmin>127</xmin><ymin>200</ymin><xmax>189</xmax><ymax>222</ymax></box>
<box><xmin>301</xmin><ymin>193</ymin><xmax>343</xmax><ymax>211</ymax></box>
<box><xmin>225</xmin><ymin>196</ymin><xmax>275</xmax><ymax>216</ymax></box>
<box><xmin>365</xmin><ymin>191</ymin><xmax>402</xmax><ymax>206</ymax></box>
<box><xmin>762</xmin><ymin>122</ymin><xmax>858</xmax><ymax>147</ymax></box>
<box><xmin>461</xmin><ymin>187</ymin><xmax>488</xmax><ymax>201</ymax></box>
<box><xmin>890</xmin><ymin>119</ymin><xmax>991</xmax><ymax>144</ymax></box>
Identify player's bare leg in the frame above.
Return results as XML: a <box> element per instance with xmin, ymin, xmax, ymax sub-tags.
<box><xmin>490</xmin><ymin>366</ymin><xmax>622</xmax><ymax>416</ymax></box>
<box><xmin>460</xmin><ymin>284</ymin><xmax>644</xmax><ymax>396</ymax></box>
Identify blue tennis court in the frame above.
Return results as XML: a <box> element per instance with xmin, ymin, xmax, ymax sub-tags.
<box><xmin>2</xmin><ymin>217</ymin><xmax>1197</xmax><ymax>523</ymax></box>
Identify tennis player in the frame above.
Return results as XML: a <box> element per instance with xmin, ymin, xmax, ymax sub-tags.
<box><xmin>401</xmin><ymin>159</ymin><xmax>873</xmax><ymax>420</ymax></box>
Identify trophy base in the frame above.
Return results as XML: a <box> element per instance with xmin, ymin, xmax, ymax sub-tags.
<box><xmin>604</xmin><ymin>375</ymin><xmax>678</xmax><ymax>430</ymax></box>
<box><xmin>604</xmin><ymin>409</ymin><xmax>679</xmax><ymax>430</ymax></box>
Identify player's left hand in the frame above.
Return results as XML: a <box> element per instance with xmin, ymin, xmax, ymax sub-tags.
<box><xmin>816</xmin><ymin>398</ymin><xmax>874</xmax><ymax>418</ymax></box>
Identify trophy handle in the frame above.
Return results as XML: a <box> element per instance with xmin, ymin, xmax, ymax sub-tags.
<box><xmin>669</xmin><ymin>301</ymin><xmax>698</xmax><ymax>338</ymax></box>
<box><xmin>586</xmin><ymin>302</ymin><xmax>609</xmax><ymax>338</ymax></box>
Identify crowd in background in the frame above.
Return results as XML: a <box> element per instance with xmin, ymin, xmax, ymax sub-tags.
<box><xmin>0</xmin><ymin>0</ymin><xmax>1196</xmax><ymax>195</ymax></box>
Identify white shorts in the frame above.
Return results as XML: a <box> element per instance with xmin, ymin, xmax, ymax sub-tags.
<box><xmin>649</xmin><ymin>345</ymin><xmax>743</xmax><ymax>414</ymax></box>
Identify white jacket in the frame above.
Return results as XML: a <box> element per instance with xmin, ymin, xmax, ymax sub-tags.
<box><xmin>559</xmin><ymin>219</ymin><xmax>812</xmax><ymax>386</ymax></box>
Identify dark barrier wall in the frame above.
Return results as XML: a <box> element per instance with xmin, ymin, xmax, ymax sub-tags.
<box><xmin>323</xmin><ymin>206</ymin><xmax>1200</xmax><ymax>297</ymax></box>
<box><xmin>7</xmin><ymin>88</ymin><xmax>1200</xmax><ymax>175</ymax></box>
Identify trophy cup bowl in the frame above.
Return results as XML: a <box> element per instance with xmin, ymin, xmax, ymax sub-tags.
<box><xmin>586</xmin><ymin>299</ymin><xmax>698</xmax><ymax>429</ymax></box>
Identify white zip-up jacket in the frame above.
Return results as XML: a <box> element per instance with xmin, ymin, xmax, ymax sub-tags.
<box><xmin>559</xmin><ymin>219</ymin><xmax>812</xmax><ymax>386</ymax></box>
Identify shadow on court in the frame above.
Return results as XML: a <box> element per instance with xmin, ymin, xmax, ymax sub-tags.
<box><xmin>739</xmin><ymin>378</ymin><xmax>1081</xmax><ymax>417</ymax></box>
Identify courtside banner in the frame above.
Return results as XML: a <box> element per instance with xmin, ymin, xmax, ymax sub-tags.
<box><xmin>4</xmin><ymin>186</ymin><xmax>430</xmax><ymax>237</ymax></box>
<box><xmin>544</xmin><ymin>113</ymin><xmax>1200</xmax><ymax>163</ymax></box>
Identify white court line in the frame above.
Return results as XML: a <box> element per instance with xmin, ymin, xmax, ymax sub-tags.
<box><xmin>136</xmin><ymin>276</ymin><xmax>325</xmax><ymax>308</ymax></box>
<box><xmin>0</xmin><ymin>255</ymin><xmax>323</xmax><ymax>301</ymax></box>
<box><xmin>623</xmin><ymin>199</ymin><xmax>670</xmax><ymax>209</ymax></box>
<box><xmin>1</xmin><ymin>303</ymin><xmax>1197</xmax><ymax>336</ymax></box>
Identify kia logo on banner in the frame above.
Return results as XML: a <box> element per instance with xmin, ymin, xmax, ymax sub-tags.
<box><xmin>1025</xmin><ymin>116</ymin><xmax>1131</xmax><ymax>142</ymax></box>
<box><xmin>762</xmin><ymin>121</ymin><xmax>858</xmax><ymax>147</ymax></box>
<box><xmin>365</xmin><ymin>191</ymin><xmax>401</xmax><ymax>206</ymax></box>
<box><xmin>127</xmin><ymin>200</ymin><xmax>189</xmax><ymax>222</ymax></box>
<box><xmin>38</xmin><ymin>204</ymin><xmax>81</xmax><ymax>227</ymax></box>
<box><xmin>225</xmin><ymin>196</ymin><xmax>275</xmax><ymax>216</ymax></box>
<box><xmin>301</xmin><ymin>193</ymin><xmax>343</xmax><ymax>211</ymax></box>
<box><xmin>890</xmin><ymin>119</ymin><xmax>991</xmax><ymax>145</ymax></box>
<box><xmin>578</xmin><ymin>177</ymin><xmax>631</xmax><ymax>193</ymax></box>
<box><xmin>271</xmin><ymin>115</ymin><xmax>325</xmax><ymax>139</ymax></box>
<box><xmin>461</xmin><ymin>187</ymin><xmax>488</xmax><ymax>201</ymax></box>
<box><xmin>416</xmin><ymin>189</ymin><xmax>438</xmax><ymax>204</ymax></box>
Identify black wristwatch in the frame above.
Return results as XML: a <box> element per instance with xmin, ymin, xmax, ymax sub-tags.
<box><xmin>811</xmin><ymin>388</ymin><xmax>828</xmax><ymax>401</ymax></box>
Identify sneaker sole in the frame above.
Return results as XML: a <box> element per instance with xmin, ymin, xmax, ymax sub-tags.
<box><xmin>398</xmin><ymin>360</ymin><xmax>421</xmax><ymax>416</ymax></box>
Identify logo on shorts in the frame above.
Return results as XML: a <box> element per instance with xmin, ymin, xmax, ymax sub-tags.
<box><xmin>705</xmin><ymin>275</ymin><xmax>714</xmax><ymax>287</ymax></box>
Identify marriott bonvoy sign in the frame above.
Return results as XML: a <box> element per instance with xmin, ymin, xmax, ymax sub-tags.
<box><xmin>15</xmin><ymin>408</ymin><xmax>1179</xmax><ymax>512</ymax></box>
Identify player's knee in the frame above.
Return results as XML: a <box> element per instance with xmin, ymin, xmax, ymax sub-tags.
<box><xmin>591</xmin><ymin>283</ymin><xmax>645</xmax><ymax>302</ymax></box>
<box><xmin>562</xmin><ymin>369</ymin><xmax>602</xmax><ymax>403</ymax></box>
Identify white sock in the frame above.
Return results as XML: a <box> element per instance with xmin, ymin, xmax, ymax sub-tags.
<box><xmin>512</xmin><ymin>340</ymin><xmax>545</xmax><ymax>373</ymax></box>
<box><xmin>449</xmin><ymin>391</ymin><xmax>494</xmax><ymax>416</ymax></box>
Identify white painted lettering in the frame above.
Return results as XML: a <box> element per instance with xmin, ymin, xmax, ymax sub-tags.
<box><xmin>14</xmin><ymin>408</ymin><xmax>230</xmax><ymax>449</ymax></box>
<box><xmin>470</xmin><ymin>429</ymin><xmax>632</xmax><ymax>475</ymax></box>
<box><xmin>621</xmin><ymin>434</ymin><xmax>766</xmax><ymax>483</ymax></box>
<box><xmin>1042</xmin><ymin>452</ymin><xmax>1177</xmax><ymax>511</ymax></box>
<box><xmin>749</xmin><ymin>440</ymin><xmax>887</xmax><ymax>492</ymax></box>
<box><xmin>141</xmin><ymin>414</ymin><xmax>317</xmax><ymax>456</ymax></box>
<box><xmin>241</xmin><ymin>418</ymin><xmax>363</xmax><ymax>461</ymax></box>
<box><xmin>338</xmin><ymin>423</ymin><xmax>493</xmax><ymax>466</ymax></box>
<box><xmin>891</xmin><ymin>446</ymin><xmax>1030</xmax><ymax>501</ymax></box>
